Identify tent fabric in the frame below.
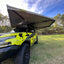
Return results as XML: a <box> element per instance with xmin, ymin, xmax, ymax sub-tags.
<box><xmin>7</xmin><ymin>5</ymin><xmax>55</xmax><ymax>29</ymax></box>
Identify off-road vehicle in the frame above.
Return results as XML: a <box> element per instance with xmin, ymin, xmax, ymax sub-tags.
<box><xmin>0</xmin><ymin>5</ymin><xmax>55</xmax><ymax>64</ymax></box>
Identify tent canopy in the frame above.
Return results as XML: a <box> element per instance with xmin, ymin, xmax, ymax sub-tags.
<box><xmin>7</xmin><ymin>5</ymin><xmax>55</xmax><ymax>29</ymax></box>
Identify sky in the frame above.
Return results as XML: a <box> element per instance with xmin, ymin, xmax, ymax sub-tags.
<box><xmin>0</xmin><ymin>0</ymin><xmax>64</xmax><ymax>18</ymax></box>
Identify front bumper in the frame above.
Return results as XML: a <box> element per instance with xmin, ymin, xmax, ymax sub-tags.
<box><xmin>0</xmin><ymin>45</ymin><xmax>20</xmax><ymax>62</ymax></box>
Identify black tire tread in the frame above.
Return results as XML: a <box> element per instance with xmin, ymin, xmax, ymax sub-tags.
<box><xmin>15</xmin><ymin>43</ymin><xmax>30</xmax><ymax>64</ymax></box>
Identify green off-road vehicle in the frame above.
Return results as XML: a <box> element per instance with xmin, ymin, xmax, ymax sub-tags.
<box><xmin>0</xmin><ymin>5</ymin><xmax>55</xmax><ymax>64</ymax></box>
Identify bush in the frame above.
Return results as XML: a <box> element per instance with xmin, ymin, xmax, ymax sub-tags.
<box><xmin>0</xmin><ymin>26</ymin><xmax>12</xmax><ymax>33</ymax></box>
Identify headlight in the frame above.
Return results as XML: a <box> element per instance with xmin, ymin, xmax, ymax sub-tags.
<box><xmin>0</xmin><ymin>36</ymin><xmax>16</xmax><ymax>48</ymax></box>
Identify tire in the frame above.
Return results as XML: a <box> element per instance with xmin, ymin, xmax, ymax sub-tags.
<box><xmin>15</xmin><ymin>43</ymin><xmax>30</xmax><ymax>64</ymax></box>
<box><xmin>34</xmin><ymin>36</ymin><xmax>38</xmax><ymax>44</ymax></box>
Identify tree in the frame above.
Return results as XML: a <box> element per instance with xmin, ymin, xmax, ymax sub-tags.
<box><xmin>53</xmin><ymin>14</ymin><xmax>61</xmax><ymax>30</ymax></box>
<box><xmin>54</xmin><ymin>14</ymin><xmax>61</xmax><ymax>19</ymax></box>
<box><xmin>0</xmin><ymin>13</ymin><xmax>8</xmax><ymax>21</ymax></box>
<box><xmin>0</xmin><ymin>13</ymin><xmax>8</xmax><ymax>26</ymax></box>
<box><xmin>61</xmin><ymin>14</ymin><xmax>64</xmax><ymax>21</ymax></box>
<box><xmin>0</xmin><ymin>13</ymin><xmax>3</xmax><ymax>21</ymax></box>
<box><xmin>61</xmin><ymin>14</ymin><xmax>64</xmax><ymax>27</ymax></box>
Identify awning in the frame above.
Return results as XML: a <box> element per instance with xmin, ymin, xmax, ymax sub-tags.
<box><xmin>7</xmin><ymin>5</ymin><xmax>55</xmax><ymax>29</ymax></box>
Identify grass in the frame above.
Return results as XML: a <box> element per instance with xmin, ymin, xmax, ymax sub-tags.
<box><xmin>2</xmin><ymin>34</ymin><xmax>64</xmax><ymax>64</ymax></box>
<box><xmin>29</xmin><ymin>34</ymin><xmax>64</xmax><ymax>64</ymax></box>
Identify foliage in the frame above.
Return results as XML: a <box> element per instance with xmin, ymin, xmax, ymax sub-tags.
<box><xmin>0</xmin><ymin>13</ymin><xmax>8</xmax><ymax>22</ymax></box>
<box><xmin>0</xmin><ymin>26</ymin><xmax>12</xmax><ymax>33</ymax></box>
<box><xmin>61</xmin><ymin>14</ymin><xmax>64</xmax><ymax>26</ymax></box>
<box><xmin>36</xmin><ymin>13</ymin><xmax>64</xmax><ymax>35</ymax></box>
<box><xmin>61</xmin><ymin>14</ymin><xmax>64</xmax><ymax>21</ymax></box>
<box><xmin>54</xmin><ymin>14</ymin><xmax>61</xmax><ymax>19</ymax></box>
<box><xmin>0</xmin><ymin>13</ymin><xmax>11</xmax><ymax>33</ymax></box>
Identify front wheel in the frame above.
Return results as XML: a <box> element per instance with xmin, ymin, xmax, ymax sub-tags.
<box><xmin>15</xmin><ymin>43</ymin><xmax>30</xmax><ymax>64</ymax></box>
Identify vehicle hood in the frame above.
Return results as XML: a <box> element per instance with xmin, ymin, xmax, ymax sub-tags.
<box><xmin>0</xmin><ymin>33</ymin><xmax>17</xmax><ymax>38</ymax></box>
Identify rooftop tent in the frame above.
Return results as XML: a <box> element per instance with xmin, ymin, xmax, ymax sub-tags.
<box><xmin>7</xmin><ymin>5</ymin><xmax>55</xmax><ymax>29</ymax></box>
